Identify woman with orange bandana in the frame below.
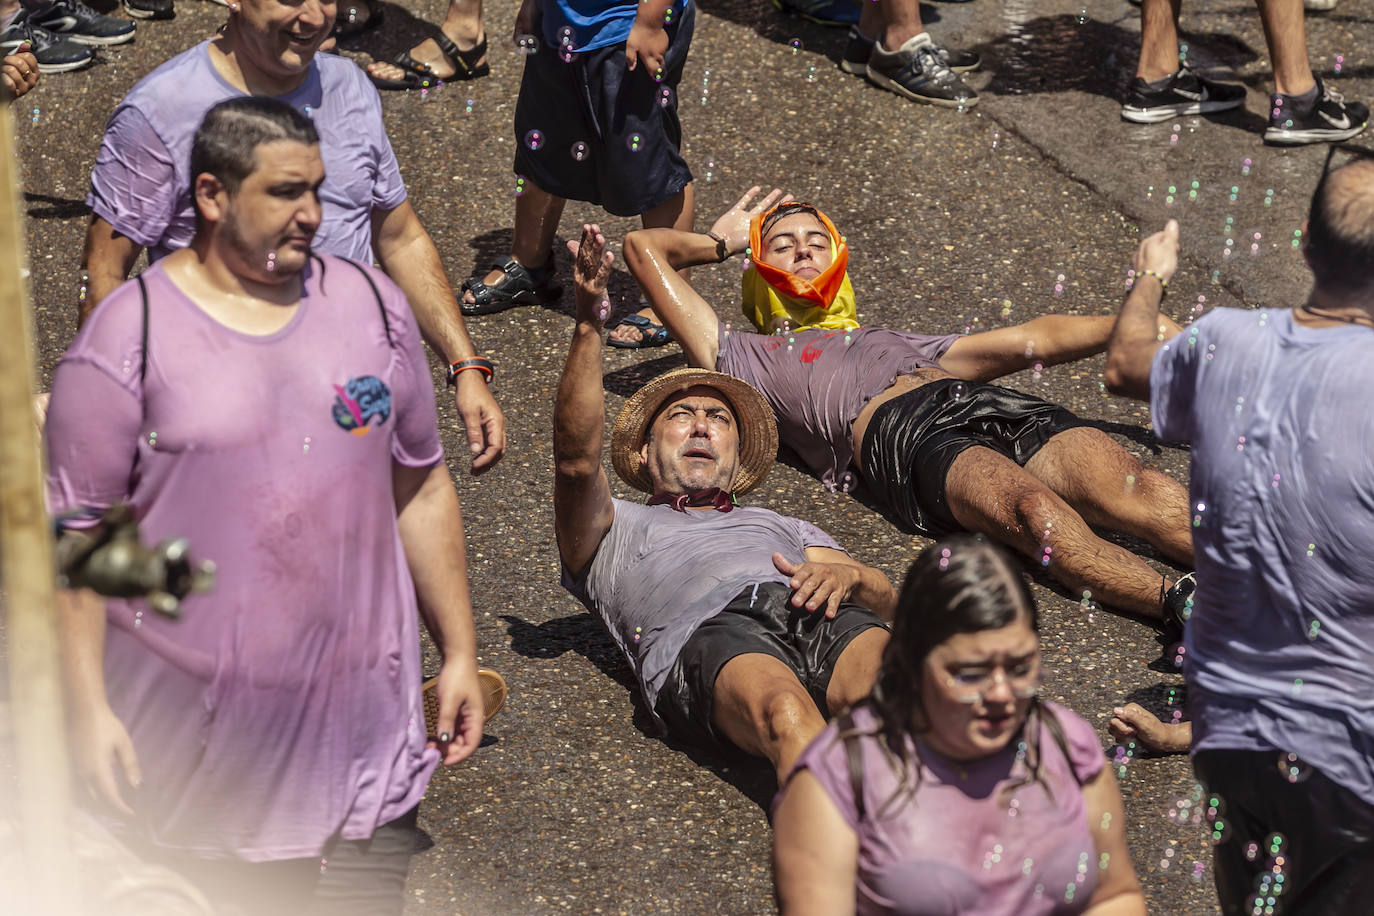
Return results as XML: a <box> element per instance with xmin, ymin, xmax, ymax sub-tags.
<box><xmin>622</xmin><ymin>187</ymin><xmax>1197</xmax><ymax>629</ymax></box>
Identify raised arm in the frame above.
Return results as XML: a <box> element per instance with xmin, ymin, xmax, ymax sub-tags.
<box><xmin>1105</xmin><ymin>221</ymin><xmax>1180</xmax><ymax>401</ymax></box>
<box><xmin>372</xmin><ymin>201</ymin><xmax>506</xmax><ymax>474</ymax></box>
<box><xmin>623</xmin><ymin>186</ymin><xmax>788</xmax><ymax>369</ymax></box>
<box><xmin>553</xmin><ymin>225</ymin><xmax>618</xmax><ymax>576</ymax></box>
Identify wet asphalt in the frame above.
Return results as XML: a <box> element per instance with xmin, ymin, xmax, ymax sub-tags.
<box><xmin>12</xmin><ymin>0</ymin><xmax>1371</xmax><ymax>911</ymax></box>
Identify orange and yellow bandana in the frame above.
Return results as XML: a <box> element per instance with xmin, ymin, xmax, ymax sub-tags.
<box><xmin>742</xmin><ymin>205</ymin><xmax>859</xmax><ymax>334</ymax></box>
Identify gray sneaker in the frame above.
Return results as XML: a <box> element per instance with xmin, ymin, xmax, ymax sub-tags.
<box><xmin>865</xmin><ymin>32</ymin><xmax>977</xmax><ymax>108</ymax></box>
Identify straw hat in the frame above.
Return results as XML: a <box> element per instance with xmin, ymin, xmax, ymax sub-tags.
<box><xmin>610</xmin><ymin>368</ymin><xmax>778</xmax><ymax>495</ymax></box>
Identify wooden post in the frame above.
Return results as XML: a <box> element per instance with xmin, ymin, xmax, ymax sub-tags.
<box><xmin>0</xmin><ymin>99</ymin><xmax>79</xmax><ymax>912</ymax></box>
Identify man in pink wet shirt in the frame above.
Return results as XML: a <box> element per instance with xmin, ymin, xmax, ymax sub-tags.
<box><xmin>48</xmin><ymin>98</ymin><xmax>485</xmax><ymax>914</ymax></box>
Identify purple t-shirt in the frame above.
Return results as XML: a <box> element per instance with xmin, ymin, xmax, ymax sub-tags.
<box><xmin>564</xmin><ymin>500</ymin><xmax>841</xmax><ymax>715</ymax></box>
<box><xmin>87</xmin><ymin>42</ymin><xmax>406</xmax><ymax>263</ymax></box>
<box><xmin>45</xmin><ymin>256</ymin><xmax>442</xmax><ymax>861</ymax></box>
<box><xmin>1151</xmin><ymin>307</ymin><xmax>1374</xmax><ymax>799</ymax></box>
<box><xmin>785</xmin><ymin>703</ymin><xmax>1104</xmax><ymax>916</ymax></box>
<box><xmin>716</xmin><ymin>325</ymin><xmax>958</xmax><ymax>492</ymax></box>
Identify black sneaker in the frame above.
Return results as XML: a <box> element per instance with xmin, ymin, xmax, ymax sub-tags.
<box><xmin>0</xmin><ymin>11</ymin><xmax>93</xmax><ymax>72</ymax></box>
<box><xmin>842</xmin><ymin>27</ymin><xmax>979</xmax><ymax>75</ymax></box>
<box><xmin>1121</xmin><ymin>65</ymin><xmax>1246</xmax><ymax>123</ymax></box>
<box><xmin>32</xmin><ymin>0</ymin><xmax>134</xmax><ymax>46</ymax></box>
<box><xmin>122</xmin><ymin>0</ymin><xmax>173</xmax><ymax>20</ymax></box>
<box><xmin>866</xmin><ymin>32</ymin><xmax>977</xmax><ymax>108</ymax></box>
<box><xmin>1264</xmin><ymin>75</ymin><xmax>1369</xmax><ymax>145</ymax></box>
<box><xmin>1161</xmin><ymin>572</ymin><xmax>1196</xmax><ymax>643</ymax></box>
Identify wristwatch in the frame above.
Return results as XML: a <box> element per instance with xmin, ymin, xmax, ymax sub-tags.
<box><xmin>446</xmin><ymin>356</ymin><xmax>495</xmax><ymax>387</ymax></box>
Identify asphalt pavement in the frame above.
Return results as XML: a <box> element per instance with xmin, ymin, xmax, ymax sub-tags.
<box><xmin>14</xmin><ymin>0</ymin><xmax>1371</xmax><ymax>911</ymax></box>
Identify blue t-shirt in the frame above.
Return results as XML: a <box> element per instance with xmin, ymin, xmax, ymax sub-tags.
<box><xmin>543</xmin><ymin>0</ymin><xmax>688</xmax><ymax>53</ymax></box>
<box><xmin>88</xmin><ymin>42</ymin><xmax>407</xmax><ymax>264</ymax></box>
<box><xmin>1151</xmin><ymin>307</ymin><xmax>1374</xmax><ymax>797</ymax></box>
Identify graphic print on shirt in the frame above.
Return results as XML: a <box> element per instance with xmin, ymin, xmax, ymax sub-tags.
<box><xmin>332</xmin><ymin>376</ymin><xmax>392</xmax><ymax>436</ymax></box>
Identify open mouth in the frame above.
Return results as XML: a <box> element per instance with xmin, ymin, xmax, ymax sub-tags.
<box><xmin>682</xmin><ymin>446</ymin><xmax>716</xmax><ymax>461</ymax></box>
<box><xmin>286</xmin><ymin>30</ymin><xmax>320</xmax><ymax>49</ymax></box>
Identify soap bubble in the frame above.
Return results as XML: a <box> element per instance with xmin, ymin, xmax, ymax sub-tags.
<box><xmin>626</xmin><ymin>133</ymin><xmax>644</xmax><ymax>152</ymax></box>
<box><xmin>789</xmin><ymin>38</ymin><xmax>804</xmax><ymax>55</ymax></box>
<box><xmin>524</xmin><ymin>129</ymin><xmax>545</xmax><ymax>151</ymax></box>
<box><xmin>515</xmin><ymin>34</ymin><xmax>538</xmax><ymax>55</ymax></box>
<box><xmin>557</xmin><ymin>25</ymin><xmax>575</xmax><ymax>47</ymax></box>
<box><xmin>658</xmin><ymin>86</ymin><xmax>676</xmax><ymax>108</ymax></box>
<box><xmin>1276</xmin><ymin>752</ymin><xmax>1311</xmax><ymax>784</ymax></box>
<box><xmin>570</xmin><ymin>140</ymin><xmax>589</xmax><ymax>161</ymax></box>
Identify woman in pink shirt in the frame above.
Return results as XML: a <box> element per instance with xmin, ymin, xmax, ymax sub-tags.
<box><xmin>773</xmin><ymin>537</ymin><xmax>1146</xmax><ymax>915</ymax></box>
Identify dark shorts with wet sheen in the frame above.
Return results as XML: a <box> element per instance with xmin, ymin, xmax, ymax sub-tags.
<box><xmin>860</xmin><ymin>378</ymin><xmax>1085</xmax><ymax>537</ymax></box>
<box><xmin>655</xmin><ymin>581</ymin><xmax>887</xmax><ymax>753</ymax></box>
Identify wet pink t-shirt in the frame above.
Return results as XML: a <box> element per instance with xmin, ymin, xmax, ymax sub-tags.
<box><xmin>46</xmin><ymin>256</ymin><xmax>442</xmax><ymax>861</ymax></box>
<box><xmin>782</xmin><ymin>702</ymin><xmax>1105</xmax><ymax>915</ymax></box>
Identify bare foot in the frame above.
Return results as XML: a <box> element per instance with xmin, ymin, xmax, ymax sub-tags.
<box><xmin>1109</xmin><ymin>702</ymin><xmax>1192</xmax><ymax>754</ymax></box>
<box><xmin>607</xmin><ymin>306</ymin><xmax>668</xmax><ymax>345</ymax></box>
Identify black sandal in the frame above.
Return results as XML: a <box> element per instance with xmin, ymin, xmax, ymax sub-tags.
<box><xmin>460</xmin><ymin>256</ymin><xmax>561</xmax><ymax>316</ymax></box>
<box><xmin>367</xmin><ymin>32</ymin><xmax>489</xmax><ymax>92</ymax></box>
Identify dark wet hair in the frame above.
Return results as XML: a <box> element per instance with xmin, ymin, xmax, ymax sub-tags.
<box><xmin>1305</xmin><ymin>155</ymin><xmax>1374</xmax><ymax>298</ymax></box>
<box><xmin>760</xmin><ymin>202</ymin><xmax>824</xmax><ymax>239</ymax></box>
<box><xmin>847</xmin><ymin>536</ymin><xmax>1076</xmax><ymax>816</ymax></box>
<box><xmin>189</xmin><ymin>97</ymin><xmax>319</xmax><ymax>206</ymax></box>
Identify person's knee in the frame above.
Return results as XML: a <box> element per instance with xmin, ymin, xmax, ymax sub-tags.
<box><xmin>756</xmin><ymin>687</ymin><xmax>823</xmax><ymax>746</ymax></box>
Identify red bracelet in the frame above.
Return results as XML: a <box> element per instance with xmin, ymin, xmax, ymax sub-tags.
<box><xmin>445</xmin><ymin>357</ymin><xmax>494</xmax><ymax>387</ymax></box>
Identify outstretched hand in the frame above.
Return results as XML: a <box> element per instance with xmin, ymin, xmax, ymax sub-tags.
<box><xmin>710</xmin><ymin>186</ymin><xmax>792</xmax><ymax>257</ymax></box>
<box><xmin>772</xmin><ymin>552</ymin><xmax>859</xmax><ymax>619</ymax></box>
<box><xmin>567</xmin><ymin>223</ymin><xmax>615</xmax><ymax>328</ymax></box>
<box><xmin>1133</xmin><ymin>219</ymin><xmax>1179</xmax><ymax>286</ymax></box>
<box><xmin>1108</xmin><ymin>702</ymin><xmax>1191</xmax><ymax>754</ymax></box>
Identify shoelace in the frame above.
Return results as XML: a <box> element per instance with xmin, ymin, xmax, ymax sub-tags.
<box><xmin>913</xmin><ymin>44</ymin><xmax>954</xmax><ymax>82</ymax></box>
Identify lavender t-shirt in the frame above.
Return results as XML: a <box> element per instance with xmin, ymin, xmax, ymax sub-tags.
<box><xmin>785</xmin><ymin>703</ymin><xmax>1104</xmax><ymax>915</ymax></box>
<box><xmin>716</xmin><ymin>326</ymin><xmax>958</xmax><ymax>492</ymax></box>
<box><xmin>87</xmin><ymin>42</ymin><xmax>406</xmax><ymax>263</ymax></box>
<box><xmin>45</xmin><ymin>256</ymin><xmax>442</xmax><ymax>860</ymax></box>
<box><xmin>1151</xmin><ymin>307</ymin><xmax>1374</xmax><ymax>799</ymax></box>
<box><xmin>563</xmin><ymin>500</ymin><xmax>841</xmax><ymax>716</ymax></box>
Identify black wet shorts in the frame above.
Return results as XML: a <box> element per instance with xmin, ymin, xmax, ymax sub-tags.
<box><xmin>512</xmin><ymin>5</ymin><xmax>695</xmax><ymax>216</ymax></box>
<box><xmin>860</xmin><ymin>379</ymin><xmax>1085</xmax><ymax>537</ymax></box>
<box><xmin>1195</xmin><ymin>749</ymin><xmax>1374</xmax><ymax>915</ymax></box>
<box><xmin>654</xmin><ymin>581</ymin><xmax>887</xmax><ymax>753</ymax></box>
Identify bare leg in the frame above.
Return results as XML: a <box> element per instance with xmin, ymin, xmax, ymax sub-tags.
<box><xmin>712</xmin><ymin>653</ymin><xmax>829</xmax><ymax>782</ymax></box>
<box><xmin>1022</xmin><ymin>427</ymin><xmax>1193</xmax><ymax>566</ymax></box>
<box><xmin>857</xmin><ymin>0</ymin><xmax>883</xmax><ymax>40</ymax></box>
<box><xmin>1136</xmin><ymin>0</ymin><xmax>1183</xmax><ymax>82</ymax></box>
<box><xmin>366</xmin><ymin>0</ymin><xmax>487</xmax><ymax>83</ymax></box>
<box><xmin>825</xmin><ymin>627</ymin><xmax>888</xmax><ymax>715</ymax></box>
<box><xmin>877</xmin><ymin>0</ymin><xmax>924</xmax><ymax>51</ymax></box>
<box><xmin>610</xmin><ymin>184</ymin><xmax>696</xmax><ymax>345</ymax></box>
<box><xmin>461</xmin><ymin>185</ymin><xmax>566</xmax><ymax>304</ymax></box>
<box><xmin>1256</xmin><ymin>0</ymin><xmax>1314</xmax><ymax>96</ymax></box>
<box><xmin>1109</xmin><ymin>702</ymin><xmax>1192</xmax><ymax>753</ymax></box>
<box><xmin>944</xmin><ymin>447</ymin><xmax>1168</xmax><ymax>618</ymax></box>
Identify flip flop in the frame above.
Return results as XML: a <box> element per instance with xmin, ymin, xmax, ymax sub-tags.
<box><xmin>607</xmin><ymin>313</ymin><xmax>672</xmax><ymax>349</ymax></box>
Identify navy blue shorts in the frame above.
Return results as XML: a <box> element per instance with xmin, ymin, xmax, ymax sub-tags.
<box><xmin>512</xmin><ymin>6</ymin><xmax>695</xmax><ymax>216</ymax></box>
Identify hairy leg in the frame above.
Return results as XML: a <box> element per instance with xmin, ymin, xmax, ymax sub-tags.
<box><xmin>825</xmin><ymin>627</ymin><xmax>889</xmax><ymax>716</ymax></box>
<box><xmin>944</xmin><ymin>447</ymin><xmax>1167</xmax><ymax>618</ymax></box>
<box><xmin>1023</xmin><ymin>427</ymin><xmax>1193</xmax><ymax>566</ymax></box>
<box><xmin>461</xmin><ymin>186</ymin><xmax>566</xmax><ymax>304</ymax></box>
<box><xmin>712</xmin><ymin>653</ymin><xmax>828</xmax><ymax>782</ymax></box>
<box><xmin>1136</xmin><ymin>0</ymin><xmax>1183</xmax><ymax>81</ymax></box>
<box><xmin>610</xmin><ymin>184</ymin><xmax>697</xmax><ymax>344</ymax></box>
<box><xmin>1255</xmin><ymin>0</ymin><xmax>1314</xmax><ymax>95</ymax></box>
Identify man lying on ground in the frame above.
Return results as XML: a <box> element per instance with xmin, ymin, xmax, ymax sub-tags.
<box><xmin>623</xmin><ymin>187</ymin><xmax>1194</xmax><ymax>625</ymax></box>
<box><xmin>554</xmin><ymin>224</ymin><xmax>895</xmax><ymax>781</ymax></box>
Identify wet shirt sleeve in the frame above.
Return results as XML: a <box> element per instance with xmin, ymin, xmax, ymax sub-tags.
<box><xmin>1149</xmin><ymin>315</ymin><xmax>1210</xmax><ymax>445</ymax></box>
<box><xmin>374</xmin><ymin>268</ymin><xmax>441</xmax><ymax>468</ymax></box>
<box><xmin>87</xmin><ymin>106</ymin><xmax>178</xmax><ymax>250</ymax></box>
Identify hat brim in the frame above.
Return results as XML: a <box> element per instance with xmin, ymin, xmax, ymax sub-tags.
<box><xmin>610</xmin><ymin>368</ymin><xmax>778</xmax><ymax>495</ymax></box>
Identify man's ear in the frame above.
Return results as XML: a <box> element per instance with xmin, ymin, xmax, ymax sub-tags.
<box><xmin>639</xmin><ymin>438</ymin><xmax>650</xmax><ymax>469</ymax></box>
<box><xmin>193</xmin><ymin>173</ymin><xmax>228</xmax><ymax>225</ymax></box>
